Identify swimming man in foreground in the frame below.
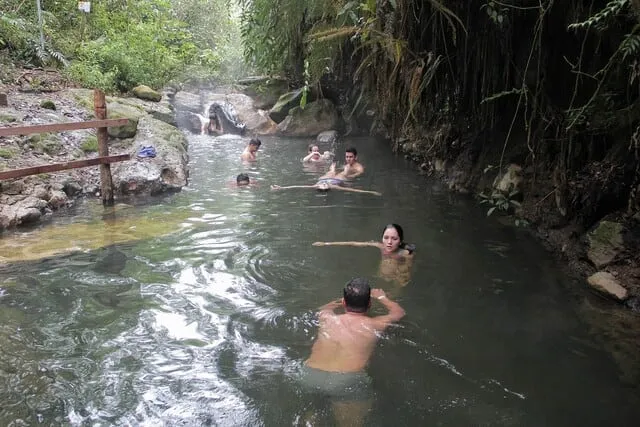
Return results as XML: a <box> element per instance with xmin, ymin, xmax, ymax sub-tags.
<box><xmin>300</xmin><ymin>278</ymin><xmax>405</xmax><ymax>426</ymax></box>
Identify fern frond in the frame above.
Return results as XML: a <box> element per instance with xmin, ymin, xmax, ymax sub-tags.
<box><xmin>621</xmin><ymin>33</ymin><xmax>640</xmax><ymax>60</ymax></box>
<box><xmin>307</xmin><ymin>26</ymin><xmax>359</xmax><ymax>42</ymax></box>
<box><xmin>568</xmin><ymin>0</ymin><xmax>629</xmax><ymax>31</ymax></box>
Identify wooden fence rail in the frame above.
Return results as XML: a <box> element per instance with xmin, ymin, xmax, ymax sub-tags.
<box><xmin>0</xmin><ymin>89</ymin><xmax>130</xmax><ymax>205</ymax></box>
<box><xmin>0</xmin><ymin>154</ymin><xmax>130</xmax><ymax>180</ymax></box>
<box><xmin>0</xmin><ymin>118</ymin><xmax>129</xmax><ymax>137</ymax></box>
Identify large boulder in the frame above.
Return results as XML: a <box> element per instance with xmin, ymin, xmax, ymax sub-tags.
<box><xmin>495</xmin><ymin>164</ymin><xmax>523</xmax><ymax>194</ymax></box>
<box><xmin>173</xmin><ymin>91</ymin><xmax>202</xmax><ymax>114</ymax></box>
<box><xmin>14</xmin><ymin>196</ymin><xmax>48</xmax><ymax>225</ymax></box>
<box><xmin>317</xmin><ymin>130</ymin><xmax>339</xmax><ymax>145</ymax></box>
<box><xmin>201</xmin><ymin>93</ymin><xmax>278</xmax><ymax>135</ymax></box>
<box><xmin>132</xmin><ymin>85</ymin><xmax>162</xmax><ymax>102</ymax></box>
<box><xmin>105</xmin><ymin>101</ymin><xmax>143</xmax><ymax>139</ymax></box>
<box><xmin>204</xmin><ymin>101</ymin><xmax>246</xmax><ymax>135</ymax></box>
<box><xmin>276</xmin><ymin>99</ymin><xmax>340</xmax><ymax>137</ymax></box>
<box><xmin>239</xmin><ymin>76</ymin><xmax>290</xmax><ymax>110</ymax></box>
<box><xmin>587</xmin><ymin>271</ymin><xmax>629</xmax><ymax>301</ymax></box>
<box><xmin>111</xmin><ymin>116</ymin><xmax>188</xmax><ymax>196</ymax></box>
<box><xmin>587</xmin><ymin>220</ymin><xmax>624</xmax><ymax>268</ymax></box>
<box><xmin>269</xmin><ymin>89</ymin><xmax>305</xmax><ymax>123</ymax></box>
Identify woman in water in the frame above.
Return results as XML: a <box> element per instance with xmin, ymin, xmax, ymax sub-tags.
<box><xmin>312</xmin><ymin>223</ymin><xmax>415</xmax><ymax>286</ymax></box>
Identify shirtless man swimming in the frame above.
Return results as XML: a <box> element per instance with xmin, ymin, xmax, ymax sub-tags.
<box><xmin>323</xmin><ymin>147</ymin><xmax>364</xmax><ymax>182</ymax></box>
<box><xmin>301</xmin><ymin>278</ymin><xmax>405</xmax><ymax>426</ymax></box>
<box><xmin>240</xmin><ymin>138</ymin><xmax>261</xmax><ymax>161</ymax></box>
<box><xmin>272</xmin><ymin>146</ymin><xmax>376</xmax><ymax>194</ymax></box>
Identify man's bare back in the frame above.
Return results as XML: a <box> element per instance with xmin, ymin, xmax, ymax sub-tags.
<box><xmin>305</xmin><ymin>284</ymin><xmax>405</xmax><ymax>373</ymax></box>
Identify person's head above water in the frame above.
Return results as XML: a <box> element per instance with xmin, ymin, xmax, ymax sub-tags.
<box><xmin>236</xmin><ymin>173</ymin><xmax>251</xmax><ymax>186</ymax></box>
<box><xmin>308</xmin><ymin>144</ymin><xmax>320</xmax><ymax>153</ymax></box>
<box><xmin>343</xmin><ymin>277</ymin><xmax>371</xmax><ymax>313</ymax></box>
<box><xmin>316</xmin><ymin>181</ymin><xmax>330</xmax><ymax>192</ymax></box>
<box><xmin>381</xmin><ymin>223</ymin><xmax>415</xmax><ymax>254</ymax></box>
<box><xmin>345</xmin><ymin>147</ymin><xmax>358</xmax><ymax>165</ymax></box>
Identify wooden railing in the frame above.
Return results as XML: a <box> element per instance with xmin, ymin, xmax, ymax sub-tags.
<box><xmin>0</xmin><ymin>89</ymin><xmax>131</xmax><ymax>205</ymax></box>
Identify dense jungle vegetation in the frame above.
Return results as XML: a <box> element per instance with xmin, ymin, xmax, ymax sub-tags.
<box><xmin>239</xmin><ymin>0</ymin><xmax>640</xmax><ymax>231</ymax></box>
<box><xmin>1</xmin><ymin>0</ymin><xmax>639</xmax><ymax>231</ymax></box>
<box><xmin>0</xmin><ymin>0</ymin><xmax>246</xmax><ymax>90</ymax></box>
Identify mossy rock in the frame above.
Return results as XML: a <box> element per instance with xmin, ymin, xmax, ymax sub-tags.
<box><xmin>106</xmin><ymin>102</ymin><xmax>144</xmax><ymax>139</ymax></box>
<box><xmin>587</xmin><ymin>220</ymin><xmax>624</xmax><ymax>268</ymax></box>
<box><xmin>27</xmin><ymin>133</ymin><xmax>63</xmax><ymax>155</ymax></box>
<box><xmin>243</xmin><ymin>77</ymin><xmax>290</xmax><ymax>110</ymax></box>
<box><xmin>0</xmin><ymin>147</ymin><xmax>17</xmax><ymax>158</ymax></box>
<box><xmin>40</xmin><ymin>100</ymin><xmax>56</xmax><ymax>110</ymax></box>
<box><xmin>80</xmin><ymin>136</ymin><xmax>99</xmax><ymax>153</ymax></box>
<box><xmin>269</xmin><ymin>89</ymin><xmax>305</xmax><ymax>123</ymax></box>
<box><xmin>0</xmin><ymin>113</ymin><xmax>19</xmax><ymax>123</ymax></box>
<box><xmin>132</xmin><ymin>85</ymin><xmax>162</xmax><ymax>102</ymax></box>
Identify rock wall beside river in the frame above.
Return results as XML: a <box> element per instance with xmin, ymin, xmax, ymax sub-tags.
<box><xmin>394</xmin><ymin>125</ymin><xmax>640</xmax><ymax>312</ymax></box>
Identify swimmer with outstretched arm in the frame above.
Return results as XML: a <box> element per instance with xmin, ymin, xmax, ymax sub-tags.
<box><xmin>313</xmin><ymin>223</ymin><xmax>415</xmax><ymax>257</ymax></box>
<box><xmin>270</xmin><ymin>182</ymin><xmax>381</xmax><ymax>196</ymax></box>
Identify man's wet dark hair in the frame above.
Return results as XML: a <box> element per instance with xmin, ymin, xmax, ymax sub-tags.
<box><xmin>236</xmin><ymin>173</ymin><xmax>250</xmax><ymax>185</ymax></box>
<box><xmin>249</xmin><ymin>138</ymin><xmax>262</xmax><ymax>147</ymax></box>
<box><xmin>343</xmin><ymin>277</ymin><xmax>371</xmax><ymax>313</ymax></box>
<box><xmin>346</xmin><ymin>147</ymin><xmax>357</xmax><ymax>156</ymax></box>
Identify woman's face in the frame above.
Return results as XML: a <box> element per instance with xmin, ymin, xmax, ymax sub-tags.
<box><xmin>382</xmin><ymin>227</ymin><xmax>401</xmax><ymax>253</ymax></box>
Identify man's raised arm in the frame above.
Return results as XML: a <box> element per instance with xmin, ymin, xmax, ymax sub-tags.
<box><xmin>370</xmin><ymin>289</ymin><xmax>405</xmax><ymax>329</ymax></box>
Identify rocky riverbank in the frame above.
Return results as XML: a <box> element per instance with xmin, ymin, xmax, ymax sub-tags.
<box><xmin>0</xmin><ymin>71</ymin><xmax>345</xmax><ymax>234</ymax></box>
<box><xmin>0</xmin><ymin>69</ymin><xmax>189</xmax><ymax>230</ymax></box>
<box><xmin>395</xmin><ymin>125</ymin><xmax>640</xmax><ymax>313</ymax></box>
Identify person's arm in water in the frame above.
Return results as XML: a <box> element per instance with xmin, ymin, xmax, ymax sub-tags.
<box><xmin>312</xmin><ymin>241</ymin><xmax>382</xmax><ymax>248</ymax></box>
<box><xmin>328</xmin><ymin>185</ymin><xmax>381</xmax><ymax>196</ymax></box>
<box><xmin>271</xmin><ymin>184</ymin><xmax>317</xmax><ymax>190</ymax></box>
<box><xmin>369</xmin><ymin>289</ymin><xmax>405</xmax><ymax>329</ymax></box>
<box><xmin>302</xmin><ymin>152</ymin><xmax>320</xmax><ymax>163</ymax></box>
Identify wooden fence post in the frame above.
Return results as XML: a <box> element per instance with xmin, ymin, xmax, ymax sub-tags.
<box><xmin>93</xmin><ymin>89</ymin><xmax>115</xmax><ymax>206</ymax></box>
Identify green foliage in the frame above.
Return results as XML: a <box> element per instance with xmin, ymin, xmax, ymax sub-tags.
<box><xmin>28</xmin><ymin>134</ymin><xmax>62</xmax><ymax>155</ymax></box>
<box><xmin>568</xmin><ymin>0</ymin><xmax>629</xmax><ymax>31</ymax></box>
<box><xmin>479</xmin><ymin>190</ymin><xmax>522</xmax><ymax>217</ymax></box>
<box><xmin>0</xmin><ymin>147</ymin><xmax>16</xmax><ymax>159</ymax></box>
<box><xmin>481</xmin><ymin>2</ymin><xmax>508</xmax><ymax>27</ymax></box>
<box><xmin>0</xmin><ymin>12</ymin><xmax>67</xmax><ymax>67</ymax></box>
<box><xmin>621</xmin><ymin>32</ymin><xmax>640</xmax><ymax>60</ymax></box>
<box><xmin>239</xmin><ymin>0</ymin><xmax>345</xmax><ymax>82</ymax></box>
<box><xmin>80</xmin><ymin>137</ymin><xmax>98</xmax><ymax>153</ymax></box>
<box><xmin>40</xmin><ymin>100</ymin><xmax>56</xmax><ymax>110</ymax></box>
<box><xmin>1</xmin><ymin>0</ymin><xmax>241</xmax><ymax>91</ymax></box>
